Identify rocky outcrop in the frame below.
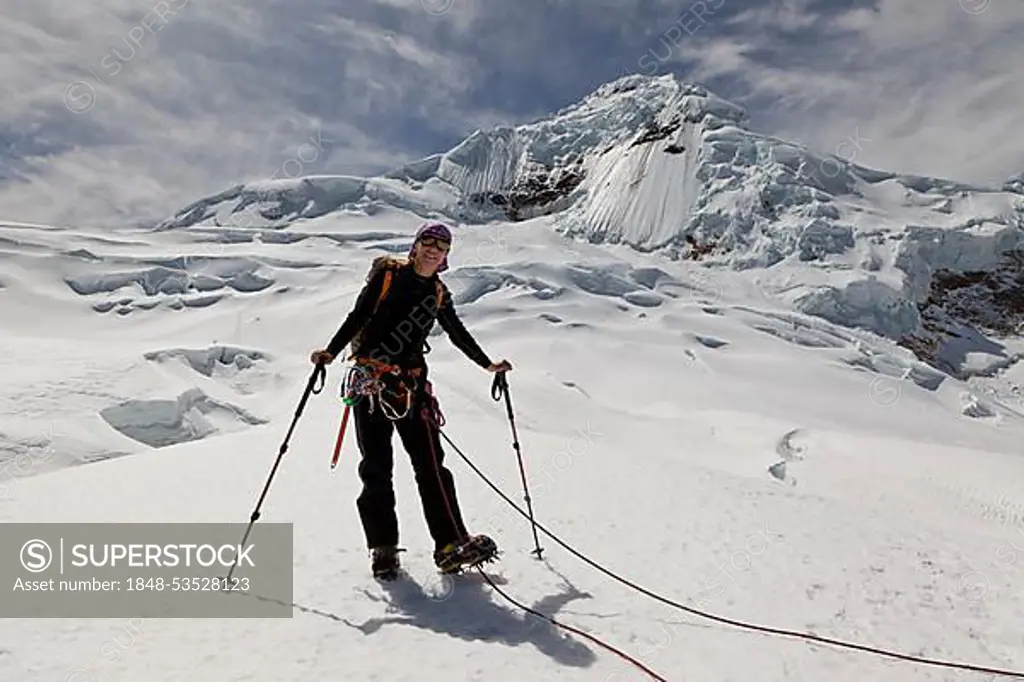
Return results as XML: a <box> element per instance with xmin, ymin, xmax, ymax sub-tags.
<box><xmin>466</xmin><ymin>159</ymin><xmax>586</xmax><ymax>222</ymax></box>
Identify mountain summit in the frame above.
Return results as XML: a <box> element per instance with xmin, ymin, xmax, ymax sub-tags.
<box><xmin>156</xmin><ymin>73</ymin><xmax>752</xmax><ymax>247</ymax></box>
<box><xmin>156</xmin><ymin>73</ymin><xmax>1024</xmax><ymax>383</ymax></box>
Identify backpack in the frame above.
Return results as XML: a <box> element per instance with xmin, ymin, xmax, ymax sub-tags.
<box><xmin>349</xmin><ymin>255</ymin><xmax>447</xmax><ymax>358</ymax></box>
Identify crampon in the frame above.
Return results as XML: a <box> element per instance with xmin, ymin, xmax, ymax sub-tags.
<box><xmin>371</xmin><ymin>546</ymin><xmax>405</xmax><ymax>581</ymax></box>
<box><xmin>434</xmin><ymin>534</ymin><xmax>500</xmax><ymax>574</ymax></box>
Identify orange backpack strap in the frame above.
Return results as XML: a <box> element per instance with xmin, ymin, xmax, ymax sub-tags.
<box><xmin>348</xmin><ymin>257</ymin><xmax>401</xmax><ymax>360</ymax></box>
<box><xmin>376</xmin><ymin>270</ymin><xmax>393</xmax><ymax>312</ymax></box>
<box><xmin>435</xmin><ymin>280</ymin><xmax>446</xmax><ymax>312</ymax></box>
<box><xmin>364</xmin><ymin>255</ymin><xmax>404</xmax><ymax>312</ymax></box>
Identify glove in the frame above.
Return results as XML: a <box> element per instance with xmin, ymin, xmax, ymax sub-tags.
<box><xmin>310</xmin><ymin>349</ymin><xmax>335</xmax><ymax>365</ymax></box>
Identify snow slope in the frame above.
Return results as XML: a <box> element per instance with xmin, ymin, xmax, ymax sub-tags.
<box><xmin>3</xmin><ymin>203</ymin><xmax>1024</xmax><ymax>681</ymax></box>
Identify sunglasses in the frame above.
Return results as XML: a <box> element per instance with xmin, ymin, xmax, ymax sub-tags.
<box><xmin>418</xmin><ymin>236</ymin><xmax>450</xmax><ymax>251</ymax></box>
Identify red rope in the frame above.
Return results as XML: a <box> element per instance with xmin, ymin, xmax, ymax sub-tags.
<box><xmin>476</xmin><ymin>570</ymin><xmax>669</xmax><ymax>682</ymax></box>
<box><xmin>432</xmin><ymin>425</ymin><xmax>1024</xmax><ymax>681</ymax></box>
<box><xmin>419</xmin><ymin>404</ymin><xmax>670</xmax><ymax>682</ymax></box>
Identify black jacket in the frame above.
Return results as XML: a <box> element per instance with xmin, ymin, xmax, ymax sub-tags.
<box><xmin>325</xmin><ymin>260</ymin><xmax>492</xmax><ymax>371</ymax></box>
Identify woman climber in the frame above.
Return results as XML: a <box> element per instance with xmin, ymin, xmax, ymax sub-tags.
<box><xmin>309</xmin><ymin>222</ymin><xmax>512</xmax><ymax>579</ymax></box>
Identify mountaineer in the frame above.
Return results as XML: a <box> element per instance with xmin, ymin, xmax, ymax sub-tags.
<box><xmin>310</xmin><ymin>222</ymin><xmax>512</xmax><ymax>579</ymax></box>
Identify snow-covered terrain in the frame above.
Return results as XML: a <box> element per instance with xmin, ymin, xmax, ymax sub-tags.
<box><xmin>2</xmin><ymin>74</ymin><xmax>1024</xmax><ymax>681</ymax></box>
<box><xmin>156</xmin><ymin>75</ymin><xmax>1024</xmax><ymax>393</ymax></box>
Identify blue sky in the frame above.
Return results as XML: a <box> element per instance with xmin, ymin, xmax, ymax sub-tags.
<box><xmin>1</xmin><ymin>0</ymin><xmax>1021</xmax><ymax>228</ymax></box>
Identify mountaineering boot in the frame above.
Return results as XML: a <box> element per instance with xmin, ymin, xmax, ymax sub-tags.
<box><xmin>434</xmin><ymin>534</ymin><xmax>499</xmax><ymax>574</ymax></box>
<box><xmin>371</xmin><ymin>545</ymin><xmax>403</xmax><ymax>580</ymax></box>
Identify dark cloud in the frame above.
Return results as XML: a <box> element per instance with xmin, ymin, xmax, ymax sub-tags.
<box><xmin>0</xmin><ymin>0</ymin><xmax>1020</xmax><ymax>227</ymax></box>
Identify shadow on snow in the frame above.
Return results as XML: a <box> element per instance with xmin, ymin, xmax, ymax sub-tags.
<box><xmin>344</xmin><ymin>571</ymin><xmax>599</xmax><ymax>669</ymax></box>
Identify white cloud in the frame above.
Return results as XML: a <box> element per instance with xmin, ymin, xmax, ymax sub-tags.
<box><xmin>0</xmin><ymin>0</ymin><xmax>1021</xmax><ymax>230</ymax></box>
<box><xmin>0</xmin><ymin>0</ymin><xmax>498</xmax><ymax>228</ymax></box>
<box><xmin>677</xmin><ymin>0</ymin><xmax>1024</xmax><ymax>185</ymax></box>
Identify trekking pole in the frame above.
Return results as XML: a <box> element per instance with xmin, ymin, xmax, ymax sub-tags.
<box><xmin>224</xmin><ymin>361</ymin><xmax>327</xmax><ymax>586</ymax></box>
<box><xmin>491</xmin><ymin>370</ymin><xmax>543</xmax><ymax>559</ymax></box>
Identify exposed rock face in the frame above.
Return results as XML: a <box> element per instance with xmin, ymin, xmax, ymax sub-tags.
<box><xmin>466</xmin><ymin>159</ymin><xmax>586</xmax><ymax>222</ymax></box>
<box><xmin>900</xmin><ymin>247</ymin><xmax>1024</xmax><ymax>378</ymax></box>
<box><xmin>928</xmin><ymin>254</ymin><xmax>1024</xmax><ymax>337</ymax></box>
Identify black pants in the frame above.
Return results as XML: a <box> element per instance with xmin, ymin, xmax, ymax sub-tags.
<box><xmin>352</xmin><ymin>381</ymin><xmax>469</xmax><ymax>551</ymax></box>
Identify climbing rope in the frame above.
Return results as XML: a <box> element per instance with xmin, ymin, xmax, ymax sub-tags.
<box><xmin>419</xmin><ymin>404</ymin><xmax>670</xmax><ymax>682</ymax></box>
<box><xmin>343</xmin><ymin>366</ymin><xmax>1024</xmax><ymax>680</ymax></box>
<box><xmin>425</xmin><ymin>382</ymin><xmax>1024</xmax><ymax>681</ymax></box>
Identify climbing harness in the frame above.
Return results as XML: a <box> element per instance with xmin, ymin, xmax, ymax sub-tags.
<box><xmin>329</xmin><ymin>357</ymin><xmax>432</xmax><ymax>469</ymax></box>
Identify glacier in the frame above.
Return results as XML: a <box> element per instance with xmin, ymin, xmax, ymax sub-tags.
<box><xmin>153</xmin><ymin>73</ymin><xmax>1024</xmax><ymax>386</ymax></box>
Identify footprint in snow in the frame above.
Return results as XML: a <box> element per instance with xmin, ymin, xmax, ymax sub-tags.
<box><xmin>769</xmin><ymin>428</ymin><xmax>807</xmax><ymax>486</ymax></box>
<box><xmin>775</xmin><ymin>428</ymin><xmax>807</xmax><ymax>461</ymax></box>
<box><xmin>561</xmin><ymin>381</ymin><xmax>590</xmax><ymax>398</ymax></box>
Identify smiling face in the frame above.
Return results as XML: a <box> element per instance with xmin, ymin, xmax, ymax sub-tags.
<box><xmin>411</xmin><ymin>235</ymin><xmax>450</xmax><ymax>275</ymax></box>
